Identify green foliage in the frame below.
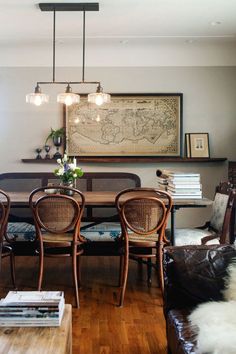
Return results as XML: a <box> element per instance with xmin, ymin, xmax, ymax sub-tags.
<box><xmin>45</xmin><ymin>127</ymin><xmax>64</xmax><ymax>145</ymax></box>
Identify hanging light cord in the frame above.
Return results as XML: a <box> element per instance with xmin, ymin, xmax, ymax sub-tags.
<box><xmin>53</xmin><ymin>8</ymin><xmax>56</xmax><ymax>82</ymax></box>
<box><xmin>36</xmin><ymin>6</ymin><xmax>100</xmax><ymax>87</ymax></box>
<box><xmin>82</xmin><ymin>10</ymin><xmax>85</xmax><ymax>83</ymax></box>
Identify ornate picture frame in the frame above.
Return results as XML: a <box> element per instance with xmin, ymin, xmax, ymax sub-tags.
<box><xmin>64</xmin><ymin>93</ymin><xmax>183</xmax><ymax>159</ymax></box>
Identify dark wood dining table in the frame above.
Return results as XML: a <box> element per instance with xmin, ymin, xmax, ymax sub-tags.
<box><xmin>4</xmin><ymin>191</ymin><xmax>213</xmax><ymax>245</ymax></box>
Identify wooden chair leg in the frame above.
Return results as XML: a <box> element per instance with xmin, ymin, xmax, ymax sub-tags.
<box><xmin>147</xmin><ymin>258</ymin><xmax>152</xmax><ymax>287</ymax></box>
<box><xmin>10</xmin><ymin>252</ymin><xmax>16</xmax><ymax>289</ymax></box>
<box><xmin>77</xmin><ymin>255</ymin><xmax>81</xmax><ymax>289</ymax></box>
<box><xmin>72</xmin><ymin>252</ymin><xmax>79</xmax><ymax>308</ymax></box>
<box><xmin>38</xmin><ymin>251</ymin><xmax>44</xmax><ymax>291</ymax></box>
<box><xmin>158</xmin><ymin>243</ymin><xmax>164</xmax><ymax>294</ymax></box>
<box><xmin>118</xmin><ymin>255</ymin><xmax>123</xmax><ymax>287</ymax></box>
<box><xmin>119</xmin><ymin>251</ymin><xmax>129</xmax><ymax>307</ymax></box>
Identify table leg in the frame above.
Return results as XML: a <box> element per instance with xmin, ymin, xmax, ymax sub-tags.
<box><xmin>170</xmin><ymin>207</ymin><xmax>177</xmax><ymax>246</ymax></box>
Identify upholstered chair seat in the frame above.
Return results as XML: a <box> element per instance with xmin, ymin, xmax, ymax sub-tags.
<box><xmin>172</xmin><ymin>228</ymin><xmax>218</xmax><ymax>246</ymax></box>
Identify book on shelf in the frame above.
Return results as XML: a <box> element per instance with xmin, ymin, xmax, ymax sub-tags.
<box><xmin>157</xmin><ymin>184</ymin><xmax>168</xmax><ymax>191</ymax></box>
<box><xmin>169</xmin><ymin>176</ymin><xmax>200</xmax><ymax>183</ymax></box>
<box><xmin>168</xmin><ymin>187</ymin><xmax>202</xmax><ymax>195</ymax></box>
<box><xmin>156</xmin><ymin>177</ymin><xmax>168</xmax><ymax>185</ymax></box>
<box><xmin>164</xmin><ymin>170</ymin><xmax>200</xmax><ymax>177</ymax></box>
<box><xmin>168</xmin><ymin>179</ymin><xmax>201</xmax><ymax>186</ymax></box>
<box><xmin>169</xmin><ymin>194</ymin><xmax>202</xmax><ymax>199</ymax></box>
<box><xmin>168</xmin><ymin>183</ymin><xmax>201</xmax><ymax>189</ymax></box>
<box><xmin>163</xmin><ymin>170</ymin><xmax>201</xmax><ymax>182</ymax></box>
<box><xmin>157</xmin><ymin>177</ymin><xmax>168</xmax><ymax>189</ymax></box>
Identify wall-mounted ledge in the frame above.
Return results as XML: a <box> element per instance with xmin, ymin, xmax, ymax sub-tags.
<box><xmin>21</xmin><ymin>157</ymin><xmax>227</xmax><ymax>164</ymax></box>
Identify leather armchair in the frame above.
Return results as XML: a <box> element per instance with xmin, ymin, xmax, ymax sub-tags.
<box><xmin>163</xmin><ymin>244</ymin><xmax>236</xmax><ymax>354</ymax></box>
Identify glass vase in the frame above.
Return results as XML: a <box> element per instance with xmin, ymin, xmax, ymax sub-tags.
<box><xmin>60</xmin><ymin>182</ymin><xmax>74</xmax><ymax>196</ymax></box>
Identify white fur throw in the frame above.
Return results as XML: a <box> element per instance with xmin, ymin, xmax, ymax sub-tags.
<box><xmin>223</xmin><ymin>260</ymin><xmax>236</xmax><ymax>301</ymax></box>
<box><xmin>189</xmin><ymin>260</ymin><xmax>236</xmax><ymax>354</ymax></box>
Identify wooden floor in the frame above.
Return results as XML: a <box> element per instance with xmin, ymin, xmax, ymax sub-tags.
<box><xmin>0</xmin><ymin>255</ymin><xmax>167</xmax><ymax>354</ymax></box>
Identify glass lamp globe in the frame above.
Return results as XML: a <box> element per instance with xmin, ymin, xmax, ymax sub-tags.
<box><xmin>26</xmin><ymin>85</ymin><xmax>49</xmax><ymax>106</ymax></box>
<box><xmin>88</xmin><ymin>84</ymin><xmax>111</xmax><ymax>106</ymax></box>
<box><xmin>57</xmin><ymin>84</ymin><xmax>80</xmax><ymax>106</ymax></box>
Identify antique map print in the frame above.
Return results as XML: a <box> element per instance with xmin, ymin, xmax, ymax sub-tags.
<box><xmin>66</xmin><ymin>95</ymin><xmax>182</xmax><ymax>156</ymax></box>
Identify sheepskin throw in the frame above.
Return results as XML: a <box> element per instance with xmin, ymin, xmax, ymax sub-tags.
<box><xmin>223</xmin><ymin>260</ymin><xmax>236</xmax><ymax>301</ymax></box>
<box><xmin>189</xmin><ymin>260</ymin><xmax>236</xmax><ymax>354</ymax></box>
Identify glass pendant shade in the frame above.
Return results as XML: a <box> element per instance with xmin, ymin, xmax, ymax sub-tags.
<box><xmin>57</xmin><ymin>92</ymin><xmax>80</xmax><ymax>106</ymax></box>
<box><xmin>57</xmin><ymin>84</ymin><xmax>80</xmax><ymax>106</ymax></box>
<box><xmin>88</xmin><ymin>85</ymin><xmax>111</xmax><ymax>106</ymax></box>
<box><xmin>26</xmin><ymin>85</ymin><xmax>49</xmax><ymax>106</ymax></box>
<box><xmin>26</xmin><ymin>4</ymin><xmax>111</xmax><ymax>107</ymax></box>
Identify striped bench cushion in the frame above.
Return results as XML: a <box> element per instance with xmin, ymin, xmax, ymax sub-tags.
<box><xmin>6</xmin><ymin>222</ymin><xmax>122</xmax><ymax>243</ymax></box>
<box><xmin>81</xmin><ymin>222</ymin><xmax>121</xmax><ymax>242</ymax></box>
<box><xmin>6</xmin><ymin>222</ymin><xmax>36</xmax><ymax>242</ymax></box>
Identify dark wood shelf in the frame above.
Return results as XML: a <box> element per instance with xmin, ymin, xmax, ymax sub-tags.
<box><xmin>22</xmin><ymin>157</ymin><xmax>227</xmax><ymax>163</ymax></box>
<box><xmin>22</xmin><ymin>159</ymin><xmax>58</xmax><ymax>163</ymax></box>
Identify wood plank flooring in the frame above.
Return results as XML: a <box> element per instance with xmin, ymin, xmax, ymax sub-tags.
<box><xmin>0</xmin><ymin>255</ymin><xmax>167</xmax><ymax>354</ymax></box>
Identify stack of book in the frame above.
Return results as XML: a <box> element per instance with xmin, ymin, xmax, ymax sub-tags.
<box><xmin>0</xmin><ymin>291</ymin><xmax>65</xmax><ymax>327</ymax></box>
<box><xmin>156</xmin><ymin>170</ymin><xmax>169</xmax><ymax>191</ymax></box>
<box><xmin>166</xmin><ymin>171</ymin><xmax>202</xmax><ymax>199</ymax></box>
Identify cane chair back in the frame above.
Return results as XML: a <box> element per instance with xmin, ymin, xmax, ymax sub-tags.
<box><xmin>0</xmin><ymin>190</ymin><xmax>10</xmax><ymax>242</ymax></box>
<box><xmin>209</xmin><ymin>182</ymin><xmax>235</xmax><ymax>237</ymax></box>
<box><xmin>29</xmin><ymin>186</ymin><xmax>85</xmax><ymax>308</ymax></box>
<box><xmin>116</xmin><ymin>188</ymin><xmax>172</xmax><ymax>240</ymax></box>
<box><xmin>121</xmin><ymin>197</ymin><xmax>166</xmax><ymax>236</ymax></box>
<box><xmin>29</xmin><ymin>186</ymin><xmax>85</xmax><ymax>243</ymax></box>
<box><xmin>0</xmin><ymin>189</ymin><xmax>16</xmax><ymax>287</ymax></box>
<box><xmin>115</xmin><ymin>188</ymin><xmax>173</xmax><ymax>306</ymax></box>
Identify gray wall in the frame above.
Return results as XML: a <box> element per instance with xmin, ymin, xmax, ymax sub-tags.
<box><xmin>0</xmin><ymin>66</ymin><xmax>235</xmax><ymax>226</ymax></box>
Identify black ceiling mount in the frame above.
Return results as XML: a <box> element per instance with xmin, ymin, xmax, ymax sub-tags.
<box><xmin>39</xmin><ymin>3</ymin><xmax>99</xmax><ymax>12</ymax></box>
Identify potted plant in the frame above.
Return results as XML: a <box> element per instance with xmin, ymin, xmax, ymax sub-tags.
<box><xmin>45</xmin><ymin>127</ymin><xmax>64</xmax><ymax>159</ymax></box>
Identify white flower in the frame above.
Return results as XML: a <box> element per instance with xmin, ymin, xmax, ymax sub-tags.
<box><xmin>57</xmin><ymin>158</ymin><xmax>61</xmax><ymax>164</ymax></box>
<box><xmin>73</xmin><ymin>173</ymin><xmax>77</xmax><ymax>178</ymax></box>
<box><xmin>62</xmin><ymin>153</ymin><xmax>68</xmax><ymax>163</ymax></box>
<box><xmin>68</xmin><ymin>163</ymin><xmax>76</xmax><ymax>170</ymax></box>
<box><xmin>57</xmin><ymin>167</ymin><xmax>64</xmax><ymax>176</ymax></box>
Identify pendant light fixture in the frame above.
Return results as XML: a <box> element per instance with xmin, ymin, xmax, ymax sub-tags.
<box><xmin>26</xmin><ymin>3</ymin><xmax>111</xmax><ymax>107</ymax></box>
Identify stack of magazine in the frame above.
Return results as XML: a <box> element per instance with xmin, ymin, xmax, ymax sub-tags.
<box><xmin>166</xmin><ymin>171</ymin><xmax>202</xmax><ymax>199</ymax></box>
<box><xmin>0</xmin><ymin>291</ymin><xmax>65</xmax><ymax>327</ymax></box>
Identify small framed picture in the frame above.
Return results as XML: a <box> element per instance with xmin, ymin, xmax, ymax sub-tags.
<box><xmin>187</xmin><ymin>133</ymin><xmax>210</xmax><ymax>158</ymax></box>
<box><xmin>185</xmin><ymin>133</ymin><xmax>190</xmax><ymax>157</ymax></box>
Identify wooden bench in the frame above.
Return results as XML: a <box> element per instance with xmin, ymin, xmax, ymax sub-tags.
<box><xmin>0</xmin><ymin>172</ymin><xmax>141</xmax><ymax>255</ymax></box>
<box><xmin>0</xmin><ymin>304</ymin><xmax>72</xmax><ymax>354</ymax></box>
<box><xmin>0</xmin><ymin>172</ymin><xmax>140</xmax><ymax>221</ymax></box>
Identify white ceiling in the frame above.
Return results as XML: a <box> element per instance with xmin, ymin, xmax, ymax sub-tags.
<box><xmin>1</xmin><ymin>0</ymin><xmax>236</xmax><ymax>66</ymax></box>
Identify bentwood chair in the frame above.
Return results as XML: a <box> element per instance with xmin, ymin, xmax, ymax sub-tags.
<box><xmin>29</xmin><ymin>186</ymin><xmax>85</xmax><ymax>308</ymax></box>
<box><xmin>116</xmin><ymin>188</ymin><xmax>172</xmax><ymax>307</ymax></box>
<box><xmin>169</xmin><ymin>182</ymin><xmax>236</xmax><ymax>246</ymax></box>
<box><xmin>0</xmin><ymin>189</ymin><xmax>16</xmax><ymax>287</ymax></box>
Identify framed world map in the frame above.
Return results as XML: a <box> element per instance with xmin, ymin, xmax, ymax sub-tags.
<box><xmin>65</xmin><ymin>93</ymin><xmax>183</xmax><ymax>157</ymax></box>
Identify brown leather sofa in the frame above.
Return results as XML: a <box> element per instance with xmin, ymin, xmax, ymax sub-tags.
<box><xmin>163</xmin><ymin>244</ymin><xmax>236</xmax><ymax>354</ymax></box>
